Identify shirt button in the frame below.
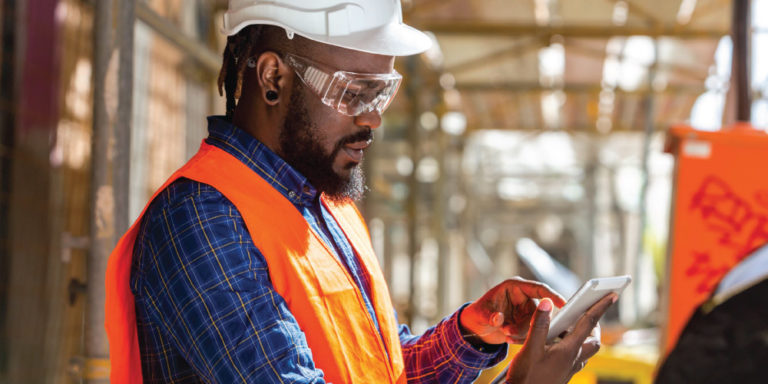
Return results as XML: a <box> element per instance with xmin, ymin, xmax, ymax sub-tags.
<box><xmin>288</xmin><ymin>191</ymin><xmax>297</xmax><ymax>199</ymax></box>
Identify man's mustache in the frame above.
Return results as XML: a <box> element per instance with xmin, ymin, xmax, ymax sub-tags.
<box><xmin>340</xmin><ymin>128</ymin><xmax>373</xmax><ymax>146</ymax></box>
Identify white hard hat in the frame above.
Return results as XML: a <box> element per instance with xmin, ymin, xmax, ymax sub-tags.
<box><xmin>222</xmin><ymin>0</ymin><xmax>432</xmax><ymax>56</ymax></box>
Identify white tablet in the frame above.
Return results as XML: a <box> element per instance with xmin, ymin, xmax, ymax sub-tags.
<box><xmin>546</xmin><ymin>275</ymin><xmax>632</xmax><ymax>342</ymax></box>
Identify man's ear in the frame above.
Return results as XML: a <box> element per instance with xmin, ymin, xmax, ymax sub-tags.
<box><xmin>254</xmin><ymin>51</ymin><xmax>289</xmax><ymax>106</ymax></box>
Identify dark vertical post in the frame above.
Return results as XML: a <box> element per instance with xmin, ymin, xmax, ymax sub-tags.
<box><xmin>6</xmin><ymin>0</ymin><xmax>61</xmax><ymax>381</ymax></box>
<box><xmin>732</xmin><ymin>0</ymin><xmax>751</xmax><ymax>122</ymax></box>
<box><xmin>0</xmin><ymin>0</ymin><xmax>16</xmax><ymax>378</ymax></box>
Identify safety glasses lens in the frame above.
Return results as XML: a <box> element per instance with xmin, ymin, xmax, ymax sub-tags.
<box><xmin>285</xmin><ymin>53</ymin><xmax>401</xmax><ymax>116</ymax></box>
<box><xmin>341</xmin><ymin>77</ymin><xmax>400</xmax><ymax>115</ymax></box>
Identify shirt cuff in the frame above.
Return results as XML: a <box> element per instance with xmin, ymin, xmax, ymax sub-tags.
<box><xmin>441</xmin><ymin>303</ymin><xmax>508</xmax><ymax>369</ymax></box>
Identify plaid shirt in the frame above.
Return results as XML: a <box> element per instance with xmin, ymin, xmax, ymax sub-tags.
<box><xmin>130</xmin><ymin>116</ymin><xmax>507</xmax><ymax>383</ymax></box>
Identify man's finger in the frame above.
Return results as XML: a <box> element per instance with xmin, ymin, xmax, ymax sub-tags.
<box><xmin>562</xmin><ymin>293</ymin><xmax>616</xmax><ymax>347</ymax></box>
<box><xmin>511</xmin><ymin>279</ymin><xmax>567</xmax><ymax>307</ymax></box>
<box><xmin>579</xmin><ymin>336</ymin><xmax>601</xmax><ymax>360</ymax></box>
<box><xmin>591</xmin><ymin>321</ymin><xmax>601</xmax><ymax>341</ymax></box>
<box><xmin>569</xmin><ymin>359</ymin><xmax>587</xmax><ymax>377</ymax></box>
<box><xmin>520</xmin><ymin>298</ymin><xmax>553</xmax><ymax>360</ymax></box>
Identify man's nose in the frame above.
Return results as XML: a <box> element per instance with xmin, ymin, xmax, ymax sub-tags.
<box><xmin>354</xmin><ymin>109</ymin><xmax>382</xmax><ymax>130</ymax></box>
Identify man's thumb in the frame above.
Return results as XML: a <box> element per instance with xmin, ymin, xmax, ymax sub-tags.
<box><xmin>521</xmin><ymin>298</ymin><xmax>552</xmax><ymax>355</ymax></box>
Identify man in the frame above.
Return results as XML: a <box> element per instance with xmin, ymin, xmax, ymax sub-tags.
<box><xmin>655</xmin><ymin>243</ymin><xmax>768</xmax><ymax>384</ymax></box>
<box><xmin>105</xmin><ymin>1</ymin><xmax>615</xmax><ymax>383</ymax></box>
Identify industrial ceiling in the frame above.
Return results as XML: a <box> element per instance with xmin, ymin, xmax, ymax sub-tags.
<box><xmin>403</xmin><ymin>0</ymin><xmax>732</xmax><ymax>132</ymax></box>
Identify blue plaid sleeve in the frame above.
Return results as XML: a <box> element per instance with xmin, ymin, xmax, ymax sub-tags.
<box><xmin>400</xmin><ymin>306</ymin><xmax>508</xmax><ymax>383</ymax></box>
<box><xmin>131</xmin><ymin>179</ymin><xmax>326</xmax><ymax>383</ymax></box>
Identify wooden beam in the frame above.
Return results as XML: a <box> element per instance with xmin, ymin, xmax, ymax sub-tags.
<box><xmin>445</xmin><ymin>36</ymin><xmax>544</xmax><ymax>73</ymax></box>
<box><xmin>464</xmin><ymin>123</ymin><xmax>671</xmax><ymax>133</ymax></box>
<box><xmin>135</xmin><ymin>2</ymin><xmax>220</xmax><ymax>73</ymax></box>
<box><xmin>404</xmin><ymin>0</ymin><xmax>461</xmax><ymax>18</ymax></box>
<box><xmin>417</xmin><ymin>21</ymin><xmax>729</xmax><ymax>39</ymax></box>
<box><xmin>603</xmin><ymin>0</ymin><xmax>663</xmax><ymax>27</ymax></box>
<box><xmin>564</xmin><ymin>39</ymin><xmax>708</xmax><ymax>82</ymax></box>
<box><xmin>455</xmin><ymin>81</ymin><xmax>706</xmax><ymax>95</ymax></box>
<box><xmin>686</xmin><ymin>0</ymin><xmax>731</xmax><ymax>25</ymax></box>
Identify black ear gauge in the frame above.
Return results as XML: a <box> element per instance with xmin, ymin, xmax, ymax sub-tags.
<box><xmin>266</xmin><ymin>90</ymin><xmax>279</xmax><ymax>101</ymax></box>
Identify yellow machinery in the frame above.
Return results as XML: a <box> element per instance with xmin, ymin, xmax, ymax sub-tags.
<box><xmin>475</xmin><ymin>344</ymin><xmax>657</xmax><ymax>384</ymax></box>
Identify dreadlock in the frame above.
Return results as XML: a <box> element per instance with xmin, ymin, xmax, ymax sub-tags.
<box><xmin>217</xmin><ymin>25</ymin><xmax>265</xmax><ymax>120</ymax></box>
<box><xmin>217</xmin><ymin>25</ymin><xmax>312</xmax><ymax>120</ymax></box>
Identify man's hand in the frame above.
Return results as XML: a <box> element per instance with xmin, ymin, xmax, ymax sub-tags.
<box><xmin>505</xmin><ymin>293</ymin><xmax>617</xmax><ymax>384</ymax></box>
<box><xmin>460</xmin><ymin>277</ymin><xmax>567</xmax><ymax>345</ymax></box>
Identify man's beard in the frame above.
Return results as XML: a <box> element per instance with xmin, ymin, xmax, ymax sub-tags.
<box><xmin>278</xmin><ymin>87</ymin><xmax>370</xmax><ymax>202</ymax></box>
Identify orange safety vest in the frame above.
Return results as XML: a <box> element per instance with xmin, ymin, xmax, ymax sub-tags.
<box><xmin>105</xmin><ymin>142</ymin><xmax>406</xmax><ymax>383</ymax></box>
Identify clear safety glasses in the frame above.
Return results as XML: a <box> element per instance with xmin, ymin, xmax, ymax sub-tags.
<box><xmin>284</xmin><ymin>53</ymin><xmax>402</xmax><ymax>117</ymax></box>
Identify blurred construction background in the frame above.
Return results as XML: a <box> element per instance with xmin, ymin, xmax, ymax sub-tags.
<box><xmin>1</xmin><ymin>0</ymin><xmax>767</xmax><ymax>383</ymax></box>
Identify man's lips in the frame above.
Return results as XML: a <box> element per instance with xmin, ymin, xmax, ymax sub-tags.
<box><xmin>345</xmin><ymin>139</ymin><xmax>372</xmax><ymax>151</ymax></box>
<box><xmin>341</xmin><ymin>139</ymin><xmax>372</xmax><ymax>162</ymax></box>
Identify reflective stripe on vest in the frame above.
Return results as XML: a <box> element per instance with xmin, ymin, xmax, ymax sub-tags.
<box><xmin>105</xmin><ymin>142</ymin><xmax>405</xmax><ymax>383</ymax></box>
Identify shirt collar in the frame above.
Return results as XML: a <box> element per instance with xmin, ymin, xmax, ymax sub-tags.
<box><xmin>205</xmin><ymin>116</ymin><xmax>319</xmax><ymax>206</ymax></box>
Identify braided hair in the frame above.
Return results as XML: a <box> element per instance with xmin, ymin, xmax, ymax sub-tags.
<box><xmin>217</xmin><ymin>25</ymin><xmax>265</xmax><ymax>120</ymax></box>
<box><xmin>217</xmin><ymin>25</ymin><xmax>311</xmax><ymax>120</ymax></box>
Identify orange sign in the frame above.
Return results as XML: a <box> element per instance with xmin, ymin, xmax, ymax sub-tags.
<box><xmin>663</xmin><ymin>123</ymin><xmax>768</xmax><ymax>354</ymax></box>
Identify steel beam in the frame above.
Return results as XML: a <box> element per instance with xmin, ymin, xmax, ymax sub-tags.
<box><xmin>87</xmin><ymin>0</ymin><xmax>113</xmax><ymax>382</ymax></box>
<box><xmin>115</xmin><ymin>0</ymin><xmax>134</xmax><ymax>247</ymax></box>
<box><xmin>405</xmin><ymin>55</ymin><xmax>421</xmax><ymax>328</ymax></box>
<box><xmin>634</xmin><ymin>38</ymin><xmax>659</xmax><ymax>325</ymax></box>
